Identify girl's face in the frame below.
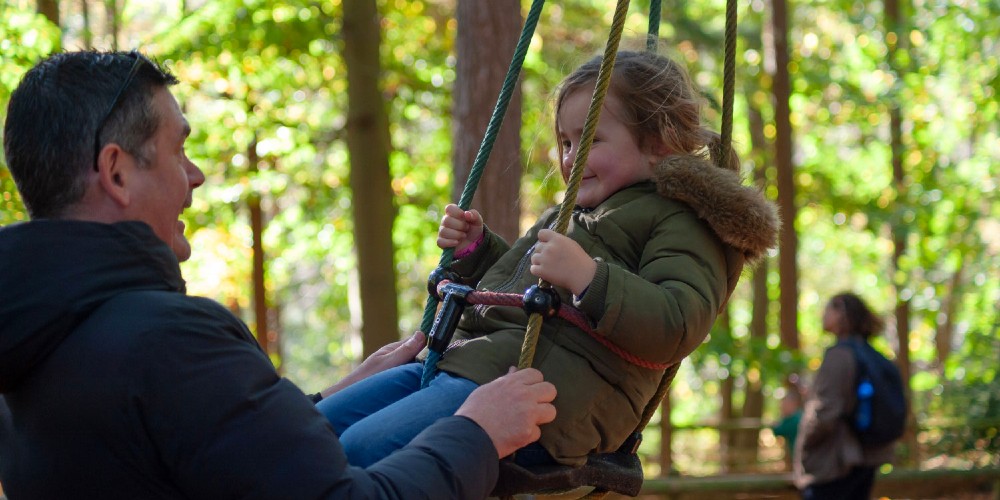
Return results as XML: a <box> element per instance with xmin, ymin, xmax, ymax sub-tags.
<box><xmin>556</xmin><ymin>87</ymin><xmax>661</xmax><ymax>208</ymax></box>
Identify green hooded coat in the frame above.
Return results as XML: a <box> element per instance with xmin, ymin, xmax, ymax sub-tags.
<box><xmin>436</xmin><ymin>155</ymin><xmax>779</xmax><ymax>465</ymax></box>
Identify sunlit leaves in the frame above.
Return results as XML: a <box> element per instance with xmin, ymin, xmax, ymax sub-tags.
<box><xmin>0</xmin><ymin>5</ymin><xmax>61</xmax><ymax>225</ymax></box>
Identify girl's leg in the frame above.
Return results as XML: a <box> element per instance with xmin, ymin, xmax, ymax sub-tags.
<box><xmin>315</xmin><ymin>363</ymin><xmax>424</xmax><ymax>435</ymax></box>
<box><xmin>339</xmin><ymin>371</ymin><xmax>479</xmax><ymax>467</ymax></box>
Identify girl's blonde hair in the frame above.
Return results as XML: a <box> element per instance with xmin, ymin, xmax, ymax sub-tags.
<box><xmin>555</xmin><ymin>50</ymin><xmax>740</xmax><ymax>173</ymax></box>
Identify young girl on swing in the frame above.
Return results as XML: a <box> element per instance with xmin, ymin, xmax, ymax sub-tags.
<box><xmin>317</xmin><ymin>49</ymin><xmax>778</xmax><ymax>468</ymax></box>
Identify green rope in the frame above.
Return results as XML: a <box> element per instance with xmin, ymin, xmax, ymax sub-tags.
<box><xmin>635</xmin><ymin>0</ymin><xmax>739</xmax><ymax>436</ymax></box>
<box><xmin>717</xmin><ymin>0</ymin><xmax>738</xmax><ymax>170</ymax></box>
<box><xmin>646</xmin><ymin>0</ymin><xmax>661</xmax><ymax>52</ymax></box>
<box><xmin>519</xmin><ymin>0</ymin><xmax>632</xmax><ymax>370</ymax></box>
<box><xmin>419</xmin><ymin>0</ymin><xmax>546</xmax><ymax>338</ymax></box>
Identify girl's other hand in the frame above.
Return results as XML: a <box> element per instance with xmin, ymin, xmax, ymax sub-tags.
<box><xmin>530</xmin><ymin>229</ymin><xmax>596</xmax><ymax>295</ymax></box>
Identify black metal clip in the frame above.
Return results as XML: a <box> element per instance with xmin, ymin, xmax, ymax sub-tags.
<box><xmin>427</xmin><ymin>281</ymin><xmax>474</xmax><ymax>354</ymax></box>
<box><xmin>522</xmin><ymin>284</ymin><xmax>561</xmax><ymax>318</ymax></box>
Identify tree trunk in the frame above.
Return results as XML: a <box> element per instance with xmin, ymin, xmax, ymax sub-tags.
<box><xmin>343</xmin><ymin>0</ymin><xmax>400</xmax><ymax>357</ymax></box>
<box><xmin>885</xmin><ymin>0</ymin><xmax>919</xmax><ymax>464</ymax></box>
<box><xmin>104</xmin><ymin>0</ymin><xmax>119</xmax><ymax>50</ymax></box>
<box><xmin>769</xmin><ymin>0</ymin><xmax>799</xmax><ymax>351</ymax></box>
<box><xmin>37</xmin><ymin>0</ymin><xmax>59</xmax><ymax>25</ymax></box>
<box><xmin>720</xmin><ymin>370</ymin><xmax>737</xmax><ymax>473</ymax></box>
<box><xmin>247</xmin><ymin>134</ymin><xmax>275</xmax><ymax>362</ymax></box>
<box><xmin>716</xmin><ymin>308</ymin><xmax>740</xmax><ymax>472</ymax></box>
<box><xmin>737</xmin><ymin>99</ymin><xmax>773</xmax><ymax>472</ymax></box>
<box><xmin>80</xmin><ymin>0</ymin><xmax>92</xmax><ymax>48</ymax></box>
<box><xmin>270</xmin><ymin>298</ymin><xmax>283</xmax><ymax>370</ymax></box>
<box><xmin>659</xmin><ymin>394</ymin><xmax>673</xmax><ymax>476</ymax></box>
<box><xmin>453</xmin><ymin>0</ymin><xmax>523</xmax><ymax>243</ymax></box>
<box><xmin>936</xmin><ymin>264</ymin><xmax>963</xmax><ymax>366</ymax></box>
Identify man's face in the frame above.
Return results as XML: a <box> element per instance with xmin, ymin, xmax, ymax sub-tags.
<box><xmin>127</xmin><ymin>88</ymin><xmax>204</xmax><ymax>262</ymax></box>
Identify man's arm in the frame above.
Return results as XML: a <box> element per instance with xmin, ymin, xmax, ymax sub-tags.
<box><xmin>140</xmin><ymin>301</ymin><xmax>555</xmax><ymax>499</ymax></box>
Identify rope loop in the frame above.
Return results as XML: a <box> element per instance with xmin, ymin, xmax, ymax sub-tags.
<box><xmin>435</xmin><ymin>281</ymin><xmax>672</xmax><ymax>371</ymax></box>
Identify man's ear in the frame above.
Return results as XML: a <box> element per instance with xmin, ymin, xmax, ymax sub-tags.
<box><xmin>95</xmin><ymin>144</ymin><xmax>132</xmax><ymax>207</ymax></box>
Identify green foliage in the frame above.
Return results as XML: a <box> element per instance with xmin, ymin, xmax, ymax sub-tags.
<box><xmin>0</xmin><ymin>5</ymin><xmax>61</xmax><ymax>225</ymax></box>
<box><xmin>924</xmin><ymin>323</ymin><xmax>1000</xmax><ymax>465</ymax></box>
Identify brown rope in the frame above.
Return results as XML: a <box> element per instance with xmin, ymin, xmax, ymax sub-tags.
<box><xmin>716</xmin><ymin>0</ymin><xmax>738</xmax><ymax>169</ymax></box>
<box><xmin>518</xmin><ymin>0</ymin><xmax>633</xmax><ymax>371</ymax></box>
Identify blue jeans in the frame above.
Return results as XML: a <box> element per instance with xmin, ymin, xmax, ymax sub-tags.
<box><xmin>316</xmin><ymin>363</ymin><xmax>478</xmax><ymax>467</ymax></box>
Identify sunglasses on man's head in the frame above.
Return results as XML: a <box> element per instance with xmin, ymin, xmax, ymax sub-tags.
<box><xmin>92</xmin><ymin>52</ymin><xmax>144</xmax><ymax>171</ymax></box>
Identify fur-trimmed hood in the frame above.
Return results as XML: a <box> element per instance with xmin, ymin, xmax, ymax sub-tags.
<box><xmin>654</xmin><ymin>154</ymin><xmax>779</xmax><ymax>263</ymax></box>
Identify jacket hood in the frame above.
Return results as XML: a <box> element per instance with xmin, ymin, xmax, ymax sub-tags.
<box><xmin>654</xmin><ymin>154</ymin><xmax>779</xmax><ymax>262</ymax></box>
<box><xmin>0</xmin><ymin>220</ymin><xmax>185</xmax><ymax>392</ymax></box>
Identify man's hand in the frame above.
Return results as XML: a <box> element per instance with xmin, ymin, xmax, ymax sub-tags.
<box><xmin>456</xmin><ymin>367</ymin><xmax>557</xmax><ymax>459</ymax></box>
<box><xmin>530</xmin><ymin>229</ymin><xmax>596</xmax><ymax>296</ymax></box>
<box><xmin>320</xmin><ymin>331</ymin><xmax>426</xmax><ymax>398</ymax></box>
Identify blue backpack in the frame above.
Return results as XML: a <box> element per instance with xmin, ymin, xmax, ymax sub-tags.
<box><xmin>840</xmin><ymin>338</ymin><xmax>907</xmax><ymax>447</ymax></box>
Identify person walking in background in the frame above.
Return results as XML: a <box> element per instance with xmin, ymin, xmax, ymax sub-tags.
<box><xmin>772</xmin><ymin>385</ymin><xmax>803</xmax><ymax>470</ymax></box>
<box><xmin>794</xmin><ymin>292</ymin><xmax>900</xmax><ymax>500</ymax></box>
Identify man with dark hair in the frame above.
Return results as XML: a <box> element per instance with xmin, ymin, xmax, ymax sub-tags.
<box><xmin>0</xmin><ymin>50</ymin><xmax>557</xmax><ymax>499</ymax></box>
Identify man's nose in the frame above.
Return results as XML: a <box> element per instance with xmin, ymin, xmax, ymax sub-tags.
<box><xmin>187</xmin><ymin>160</ymin><xmax>206</xmax><ymax>188</ymax></box>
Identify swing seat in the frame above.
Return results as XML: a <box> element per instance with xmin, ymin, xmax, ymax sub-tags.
<box><xmin>491</xmin><ymin>433</ymin><xmax>644</xmax><ymax>497</ymax></box>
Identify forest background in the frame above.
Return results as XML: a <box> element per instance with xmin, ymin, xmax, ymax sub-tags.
<box><xmin>1</xmin><ymin>0</ymin><xmax>997</xmax><ymax>476</ymax></box>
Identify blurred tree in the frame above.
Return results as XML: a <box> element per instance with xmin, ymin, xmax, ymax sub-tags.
<box><xmin>80</xmin><ymin>0</ymin><xmax>93</xmax><ymax>48</ymax></box>
<box><xmin>343</xmin><ymin>0</ymin><xmax>400</xmax><ymax>357</ymax></box>
<box><xmin>452</xmin><ymin>0</ymin><xmax>523</xmax><ymax>243</ymax></box>
<box><xmin>37</xmin><ymin>0</ymin><xmax>58</xmax><ymax>25</ymax></box>
<box><xmin>885</xmin><ymin>0</ymin><xmax>919</xmax><ymax>464</ymax></box>
<box><xmin>770</xmin><ymin>0</ymin><xmax>799</xmax><ymax>353</ymax></box>
<box><xmin>104</xmin><ymin>0</ymin><xmax>118</xmax><ymax>49</ymax></box>
<box><xmin>247</xmin><ymin>131</ymin><xmax>279</xmax><ymax>359</ymax></box>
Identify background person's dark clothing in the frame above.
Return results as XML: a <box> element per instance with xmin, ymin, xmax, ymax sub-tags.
<box><xmin>0</xmin><ymin>220</ymin><xmax>498</xmax><ymax>499</ymax></box>
<box><xmin>801</xmin><ymin>465</ymin><xmax>877</xmax><ymax>500</ymax></box>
